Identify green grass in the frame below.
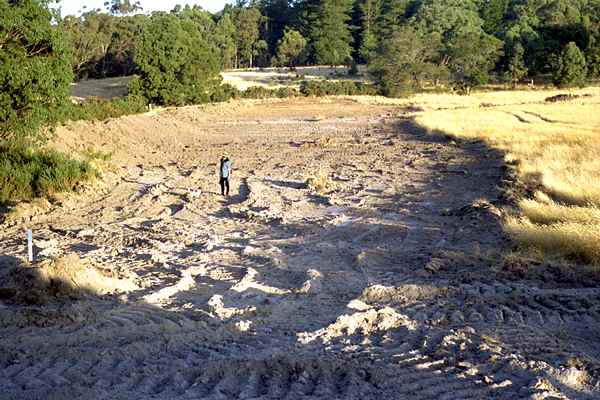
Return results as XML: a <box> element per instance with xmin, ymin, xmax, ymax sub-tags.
<box><xmin>59</xmin><ymin>96</ymin><xmax>147</xmax><ymax>124</ymax></box>
<box><xmin>0</xmin><ymin>145</ymin><xmax>98</xmax><ymax>205</ymax></box>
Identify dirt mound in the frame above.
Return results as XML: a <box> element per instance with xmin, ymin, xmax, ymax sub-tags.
<box><xmin>0</xmin><ymin>254</ymin><xmax>138</xmax><ymax>305</ymax></box>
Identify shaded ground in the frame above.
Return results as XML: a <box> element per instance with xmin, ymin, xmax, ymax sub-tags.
<box><xmin>0</xmin><ymin>99</ymin><xmax>598</xmax><ymax>399</ymax></box>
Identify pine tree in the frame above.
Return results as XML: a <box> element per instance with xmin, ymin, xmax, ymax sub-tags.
<box><xmin>553</xmin><ymin>42</ymin><xmax>588</xmax><ymax>87</ymax></box>
<box><xmin>375</xmin><ymin>0</ymin><xmax>410</xmax><ymax>41</ymax></box>
<box><xmin>310</xmin><ymin>0</ymin><xmax>355</xmax><ymax>65</ymax></box>
<box><xmin>275</xmin><ymin>29</ymin><xmax>307</xmax><ymax>67</ymax></box>
<box><xmin>215</xmin><ymin>14</ymin><xmax>237</xmax><ymax>69</ymax></box>
<box><xmin>359</xmin><ymin>0</ymin><xmax>382</xmax><ymax>62</ymax></box>
<box><xmin>504</xmin><ymin>42</ymin><xmax>528</xmax><ymax>87</ymax></box>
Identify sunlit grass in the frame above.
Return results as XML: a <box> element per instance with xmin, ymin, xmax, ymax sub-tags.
<box><xmin>416</xmin><ymin>87</ymin><xmax>600</xmax><ymax>264</ymax></box>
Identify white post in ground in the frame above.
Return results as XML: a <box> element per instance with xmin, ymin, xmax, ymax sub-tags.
<box><xmin>27</xmin><ymin>230</ymin><xmax>33</xmax><ymax>263</ymax></box>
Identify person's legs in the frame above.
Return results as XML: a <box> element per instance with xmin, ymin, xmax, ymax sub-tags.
<box><xmin>225</xmin><ymin>178</ymin><xmax>230</xmax><ymax>196</ymax></box>
<box><xmin>219</xmin><ymin>178</ymin><xmax>225</xmax><ymax>196</ymax></box>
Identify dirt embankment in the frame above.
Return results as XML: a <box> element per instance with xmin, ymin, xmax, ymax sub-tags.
<box><xmin>0</xmin><ymin>98</ymin><xmax>599</xmax><ymax>399</ymax></box>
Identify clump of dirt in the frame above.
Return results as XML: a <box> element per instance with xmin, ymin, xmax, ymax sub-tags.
<box><xmin>0</xmin><ymin>254</ymin><xmax>138</xmax><ymax>305</ymax></box>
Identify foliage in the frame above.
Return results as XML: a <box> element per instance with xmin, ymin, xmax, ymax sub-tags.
<box><xmin>358</xmin><ymin>0</ymin><xmax>382</xmax><ymax>62</ymax></box>
<box><xmin>369</xmin><ymin>26</ymin><xmax>445</xmax><ymax>97</ymax></box>
<box><xmin>59</xmin><ymin>96</ymin><xmax>146</xmax><ymax>123</ymax></box>
<box><xmin>504</xmin><ymin>42</ymin><xmax>528</xmax><ymax>87</ymax></box>
<box><xmin>214</xmin><ymin>13</ymin><xmax>237</xmax><ymax>69</ymax></box>
<box><xmin>447</xmin><ymin>31</ymin><xmax>504</xmax><ymax>93</ymax></box>
<box><xmin>131</xmin><ymin>13</ymin><xmax>222</xmax><ymax>106</ymax></box>
<box><xmin>241</xmin><ymin>86</ymin><xmax>301</xmax><ymax>99</ymax></box>
<box><xmin>0</xmin><ymin>0</ymin><xmax>73</xmax><ymax>145</ymax></box>
<box><xmin>211</xmin><ymin>83</ymin><xmax>242</xmax><ymax>102</ymax></box>
<box><xmin>585</xmin><ymin>46</ymin><xmax>600</xmax><ymax>78</ymax></box>
<box><xmin>233</xmin><ymin>6</ymin><xmax>265</xmax><ymax>68</ymax></box>
<box><xmin>553</xmin><ymin>42</ymin><xmax>588</xmax><ymax>87</ymax></box>
<box><xmin>58</xmin><ymin>0</ymin><xmax>600</xmax><ymax>90</ymax></box>
<box><xmin>299</xmin><ymin>80</ymin><xmax>377</xmax><ymax>96</ymax></box>
<box><xmin>61</xmin><ymin>12</ymin><xmax>146</xmax><ymax>80</ymax></box>
<box><xmin>0</xmin><ymin>145</ymin><xmax>97</xmax><ymax>205</ymax></box>
<box><xmin>107</xmin><ymin>0</ymin><xmax>142</xmax><ymax>16</ymax></box>
<box><xmin>275</xmin><ymin>29</ymin><xmax>307</xmax><ymax>67</ymax></box>
<box><xmin>310</xmin><ymin>0</ymin><xmax>355</xmax><ymax>65</ymax></box>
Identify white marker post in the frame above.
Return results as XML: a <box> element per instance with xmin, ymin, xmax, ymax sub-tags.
<box><xmin>27</xmin><ymin>230</ymin><xmax>33</xmax><ymax>263</ymax></box>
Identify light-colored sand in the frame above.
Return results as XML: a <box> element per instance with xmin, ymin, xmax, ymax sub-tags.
<box><xmin>0</xmin><ymin>97</ymin><xmax>599</xmax><ymax>399</ymax></box>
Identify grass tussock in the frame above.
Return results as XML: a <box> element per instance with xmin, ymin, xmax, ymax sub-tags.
<box><xmin>306</xmin><ymin>168</ymin><xmax>338</xmax><ymax>194</ymax></box>
<box><xmin>0</xmin><ymin>145</ymin><xmax>98</xmax><ymax>205</ymax></box>
<box><xmin>506</xmin><ymin>217</ymin><xmax>600</xmax><ymax>265</ymax></box>
<box><xmin>416</xmin><ymin>86</ymin><xmax>600</xmax><ymax>264</ymax></box>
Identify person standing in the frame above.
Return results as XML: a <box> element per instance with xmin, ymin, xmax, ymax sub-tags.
<box><xmin>219</xmin><ymin>155</ymin><xmax>231</xmax><ymax>196</ymax></box>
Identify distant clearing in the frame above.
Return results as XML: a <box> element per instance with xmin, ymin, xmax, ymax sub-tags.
<box><xmin>70</xmin><ymin>67</ymin><xmax>365</xmax><ymax>99</ymax></box>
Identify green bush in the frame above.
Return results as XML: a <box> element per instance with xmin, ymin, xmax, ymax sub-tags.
<box><xmin>241</xmin><ymin>86</ymin><xmax>300</xmax><ymax>99</ymax></box>
<box><xmin>59</xmin><ymin>96</ymin><xmax>147</xmax><ymax>123</ymax></box>
<box><xmin>553</xmin><ymin>42</ymin><xmax>588</xmax><ymax>88</ymax></box>
<box><xmin>0</xmin><ymin>1</ymin><xmax>73</xmax><ymax>145</ymax></box>
<box><xmin>131</xmin><ymin>13</ymin><xmax>222</xmax><ymax>106</ymax></box>
<box><xmin>211</xmin><ymin>84</ymin><xmax>241</xmax><ymax>102</ymax></box>
<box><xmin>0</xmin><ymin>146</ymin><xmax>98</xmax><ymax>205</ymax></box>
<box><xmin>299</xmin><ymin>80</ymin><xmax>378</xmax><ymax>96</ymax></box>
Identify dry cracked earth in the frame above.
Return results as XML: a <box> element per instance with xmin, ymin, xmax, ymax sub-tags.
<box><xmin>0</xmin><ymin>99</ymin><xmax>599</xmax><ymax>399</ymax></box>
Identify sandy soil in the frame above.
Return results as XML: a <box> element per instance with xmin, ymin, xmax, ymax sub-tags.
<box><xmin>221</xmin><ymin>66</ymin><xmax>362</xmax><ymax>91</ymax></box>
<box><xmin>0</xmin><ymin>98</ymin><xmax>599</xmax><ymax>399</ymax></box>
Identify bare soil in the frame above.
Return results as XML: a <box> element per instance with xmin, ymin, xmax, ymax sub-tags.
<box><xmin>0</xmin><ymin>98</ymin><xmax>598</xmax><ymax>399</ymax></box>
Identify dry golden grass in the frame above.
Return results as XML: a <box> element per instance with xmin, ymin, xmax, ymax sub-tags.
<box><xmin>416</xmin><ymin>86</ymin><xmax>600</xmax><ymax>264</ymax></box>
<box><xmin>306</xmin><ymin>168</ymin><xmax>338</xmax><ymax>194</ymax></box>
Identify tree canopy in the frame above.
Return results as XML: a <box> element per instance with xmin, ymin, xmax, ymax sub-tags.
<box><xmin>0</xmin><ymin>0</ymin><xmax>73</xmax><ymax>144</ymax></box>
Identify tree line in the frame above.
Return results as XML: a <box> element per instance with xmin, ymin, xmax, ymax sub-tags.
<box><xmin>3</xmin><ymin>0</ymin><xmax>600</xmax><ymax>144</ymax></box>
<box><xmin>64</xmin><ymin>0</ymin><xmax>600</xmax><ymax>89</ymax></box>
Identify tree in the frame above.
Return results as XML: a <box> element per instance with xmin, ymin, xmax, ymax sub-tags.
<box><xmin>447</xmin><ymin>31</ymin><xmax>503</xmax><ymax>94</ymax></box>
<box><xmin>412</xmin><ymin>0</ymin><xmax>484</xmax><ymax>41</ymax></box>
<box><xmin>131</xmin><ymin>13</ymin><xmax>222</xmax><ymax>105</ymax></box>
<box><xmin>310</xmin><ymin>0</ymin><xmax>354</xmax><ymax>65</ymax></box>
<box><xmin>0</xmin><ymin>0</ymin><xmax>73</xmax><ymax>144</ymax></box>
<box><xmin>369</xmin><ymin>26</ymin><xmax>446</xmax><ymax>96</ymax></box>
<box><xmin>105</xmin><ymin>0</ymin><xmax>142</xmax><ymax>16</ymax></box>
<box><xmin>587</xmin><ymin>45</ymin><xmax>600</xmax><ymax>78</ymax></box>
<box><xmin>62</xmin><ymin>12</ymin><xmax>112</xmax><ymax>79</ymax></box>
<box><xmin>233</xmin><ymin>6</ymin><xmax>263</xmax><ymax>68</ymax></box>
<box><xmin>275</xmin><ymin>29</ymin><xmax>307</xmax><ymax>66</ymax></box>
<box><xmin>504</xmin><ymin>41</ymin><xmax>528</xmax><ymax>87</ymax></box>
<box><xmin>376</xmin><ymin>0</ymin><xmax>410</xmax><ymax>40</ymax></box>
<box><xmin>215</xmin><ymin>13</ymin><xmax>237</xmax><ymax>69</ymax></box>
<box><xmin>553</xmin><ymin>41</ymin><xmax>587</xmax><ymax>87</ymax></box>
<box><xmin>257</xmin><ymin>0</ymin><xmax>294</xmax><ymax>55</ymax></box>
<box><xmin>359</xmin><ymin>0</ymin><xmax>382</xmax><ymax>62</ymax></box>
<box><xmin>477</xmin><ymin>0</ymin><xmax>509</xmax><ymax>35</ymax></box>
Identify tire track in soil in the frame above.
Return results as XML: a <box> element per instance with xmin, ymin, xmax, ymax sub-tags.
<box><xmin>0</xmin><ymin>100</ymin><xmax>599</xmax><ymax>399</ymax></box>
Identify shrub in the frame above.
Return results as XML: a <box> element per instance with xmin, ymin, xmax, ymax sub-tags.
<box><xmin>0</xmin><ymin>146</ymin><xmax>97</xmax><ymax>205</ymax></box>
<box><xmin>299</xmin><ymin>80</ymin><xmax>378</xmax><ymax>96</ymax></box>
<box><xmin>211</xmin><ymin>84</ymin><xmax>241</xmax><ymax>102</ymax></box>
<box><xmin>59</xmin><ymin>96</ymin><xmax>147</xmax><ymax>123</ymax></box>
<box><xmin>241</xmin><ymin>86</ymin><xmax>300</xmax><ymax>99</ymax></box>
<box><xmin>131</xmin><ymin>13</ymin><xmax>222</xmax><ymax>105</ymax></box>
<box><xmin>553</xmin><ymin>42</ymin><xmax>588</xmax><ymax>88</ymax></box>
<box><xmin>0</xmin><ymin>1</ymin><xmax>73</xmax><ymax>145</ymax></box>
